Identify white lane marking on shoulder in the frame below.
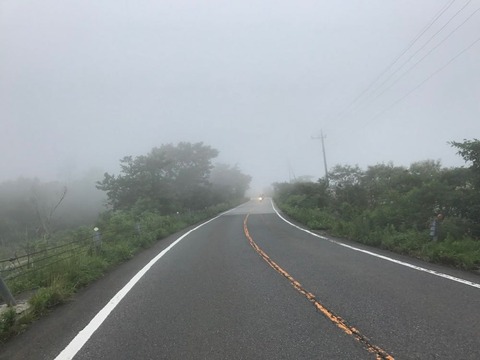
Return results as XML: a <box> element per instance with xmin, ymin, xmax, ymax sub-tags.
<box><xmin>270</xmin><ymin>200</ymin><xmax>480</xmax><ymax>290</ymax></box>
<box><xmin>54</xmin><ymin>210</ymin><xmax>233</xmax><ymax>360</ymax></box>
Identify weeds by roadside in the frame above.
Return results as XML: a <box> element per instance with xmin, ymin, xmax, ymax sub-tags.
<box><xmin>0</xmin><ymin>201</ymin><xmax>239</xmax><ymax>343</ymax></box>
<box><xmin>277</xmin><ymin>203</ymin><xmax>480</xmax><ymax>271</ymax></box>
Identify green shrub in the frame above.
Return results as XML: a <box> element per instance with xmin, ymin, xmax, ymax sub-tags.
<box><xmin>29</xmin><ymin>277</ymin><xmax>72</xmax><ymax>315</ymax></box>
<box><xmin>103</xmin><ymin>241</ymin><xmax>135</xmax><ymax>263</ymax></box>
<box><xmin>0</xmin><ymin>196</ymin><xmax>243</xmax><ymax>344</ymax></box>
<box><xmin>276</xmin><ymin>194</ymin><xmax>480</xmax><ymax>271</ymax></box>
<box><xmin>0</xmin><ymin>308</ymin><xmax>16</xmax><ymax>333</ymax></box>
<box><xmin>422</xmin><ymin>237</ymin><xmax>480</xmax><ymax>270</ymax></box>
<box><xmin>63</xmin><ymin>255</ymin><xmax>108</xmax><ymax>288</ymax></box>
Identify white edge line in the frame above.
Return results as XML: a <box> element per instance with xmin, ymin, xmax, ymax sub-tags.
<box><xmin>55</xmin><ymin>209</ymin><xmax>234</xmax><ymax>360</ymax></box>
<box><xmin>270</xmin><ymin>199</ymin><xmax>480</xmax><ymax>290</ymax></box>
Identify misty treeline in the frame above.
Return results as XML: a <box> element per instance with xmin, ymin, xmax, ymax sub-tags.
<box><xmin>0</xmin><ymin>143</ymin><xmax>250</xmax><ymax>332</ymax></box>
<box><xmin>274</xmin><ymin>139</ymin><xmax>480</xmax><ymax>269</ymax></box>
<box><xmin>0</xmin><ymin>142</ymin><xmax>250</xmax><ymax>258</ymax></box>
<box><xmin>0</xmin><ymin>170</ymin><xmax>105</xmax><ymax>255</ymax></box>
<box><xmin>97</xmin><ymin>142</ymin><xmax>251</xmax><ymax>214</ymax></box>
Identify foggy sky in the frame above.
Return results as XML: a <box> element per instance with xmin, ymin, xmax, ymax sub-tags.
<box><xmin>1</xmin><ymin>0</ymin><xmax>479</xmax><ymax>193</ymax></box>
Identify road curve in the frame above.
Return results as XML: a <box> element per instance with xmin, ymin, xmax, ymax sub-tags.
<box><xmin>2</xmin><ymin>199</ymin><xmax>480</xmax><ymax>359</ymax></box>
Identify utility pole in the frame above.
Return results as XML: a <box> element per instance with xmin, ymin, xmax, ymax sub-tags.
<box><xmin>287</xmin><ymin>160</ymin><xmax>296</xmax><ymax>183</ymax></box>
<box><xmin>312</xmin><ymin>130</ymin><xmax>329</xmax><ymax>186</ymax></box>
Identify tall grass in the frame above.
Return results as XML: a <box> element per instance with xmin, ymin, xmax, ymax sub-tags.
<box><xmin>277</xmin><ymin>203</ymin><xmax>480</xmax><ymax>271</ymax></box>
<box><xmin>0</xmin><ymin>201</ymin><xmax>240</xmax><ymax>342</ymax></box>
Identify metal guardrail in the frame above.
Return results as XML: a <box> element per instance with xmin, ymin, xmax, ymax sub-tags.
<box><xmin>0</xmin><ymin>226</ymin><xmax>136</xmax><ymax>306</ymax></box>
<box><xmin>0</xmin><ymin>238</ymin><xmax>88</xmax><ymax>306</ymax></box>
<box><xmin>0</xmin><ymin>207</ymin><xmax>224</xmax><ymax>308</ymax></box>
<box><xmin>0</xmin><ymin>239</ymin><xmax>89</xmax><ymax>280</ymax></box>
<box><xmin>0</xmin><ymin>215</ymin><xmax>194</xmax><ymax>306</ymax></box>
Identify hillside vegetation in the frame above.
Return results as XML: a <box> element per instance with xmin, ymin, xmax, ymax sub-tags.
<box><xmin>0</xmin><ymin>142</ymin><xmax>251</xmax><ymax>341</ymax></box>
<box><xmin>274</xmin><ymin>139</ymin><xmax>480</xmax><ymax>270</ymax></box>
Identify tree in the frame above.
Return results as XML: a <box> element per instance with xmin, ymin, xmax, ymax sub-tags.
<box><xmin>161</xmin><ymin>142</ymin><xmax>219</xmax><ymax>210</ymax></box>
<box><xmin>449</xmin><ymin>139</ymin><xmax>480</xmax><ymax>235</ymax></box>
<box><xmin>97</xmin><ymin>142</ymin><xmax>220</xmax><ymax>213</ymax></box>
<box><xmin>450</xmin><ymin>139</ymin><xmax>480</xmax><ymax>173</ymax></box>
<box><xmin>272</xmin><ymin>180</ymin><xmax>329</xmax><ymax>209</ymax></box>
<box><xmin>209</xmin><ymin>163</ymin><xmax>252</xmax><ymax>203</ymax></box>
<box><xmin>329</xmin><ymin>164</ymin><xmax>367</xmax><ymax>209</ymax></box>
<box><xmin>0</xmin><ymin>177</ymin><xmax>95</xmax><ymax>249</ymax></box>
<box><xmin>31</xmin><ymin>184</ymin><xmax>67</xmax><ymax>240</ymax></box>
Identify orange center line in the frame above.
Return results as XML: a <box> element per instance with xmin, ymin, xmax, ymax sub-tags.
<box><xmin>243</xmin><ymin>214</ymin><xmax>395</xmax><ymax>360</ymax></box>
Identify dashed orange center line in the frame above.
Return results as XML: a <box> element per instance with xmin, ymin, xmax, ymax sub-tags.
<box><xmin>243</xmin><ymin>214</ymin><xmax>395</xmax><ymax>360</ymax></box>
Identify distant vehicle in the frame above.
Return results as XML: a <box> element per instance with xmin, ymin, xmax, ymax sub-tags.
<box><xmin>258</xmin><ymin>194</ymin><xmax>265</xmax><ymax>201</ymax></box>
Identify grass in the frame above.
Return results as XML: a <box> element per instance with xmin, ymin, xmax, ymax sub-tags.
<box><xmin>28</xmin><ymin>277</ymin><xmax>72</xmax><ymax>316</ymax></box>
<box><xmin>277</xmin><ymin>202</ymin><xmax>480</xmax><ymax>271</ymax></box>
<box><xmin>0</xmin><ymin>201</ymin><xmax>241</xmax><ymax>343</ymax></box>
<box><xmin>0</xmin><ymin>308</ymin><xmax>16</xmax><ymax>333</ymax></box>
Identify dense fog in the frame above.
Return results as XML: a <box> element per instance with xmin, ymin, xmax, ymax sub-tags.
<box><xmin>2</xmin><ymin>1</ymin><xmax>479</xmax><ymax>193</ymax></box>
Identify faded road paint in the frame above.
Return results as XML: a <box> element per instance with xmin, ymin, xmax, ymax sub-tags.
<box><xmin>243</xmin><ymin>214</ymin><xmax>395</xmax><ymax>360</ymax></box>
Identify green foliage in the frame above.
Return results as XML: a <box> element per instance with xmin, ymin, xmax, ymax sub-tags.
<box><xmin>0</xmin><ymin>199</ymin><xmax>241</xmax><ymax>343</ymax></box>
<box><xmin>96</xmin><ymin>142</ymin><xmax>251</xmax><ymax>215</ymax></box>
<box><xmin>448</xmin><ymin>139</ymin><xmax>480</xmax><ymax>235</ymax></box>
<box><xmin>450</xmin><ymin>138</ymin><xmax>480</xmax><ymax>173</ymax></box>
<box><xmin>0</xmin><ymin>308</ymin><xmax>16</xmax><ymax>333</ymax></box>
<box><xmin>5</xmin><ymin>201</ymin><xmax>239</xmax><ymax>296</ymax></box>
<box><xmin>0</xmin><ymin>305</ymin><xmax>34</xmax><ymax>343</ymax></box>
<box><xmin>209</xmin><ymin>163</ymin><xmax>252</xmax><ymax>204</ymax></box>
<box><xmin>279</xmin><ymin>204</ymin><xmax>334</xmax><ymax>231</ymax></box>
<box><xmin>29</xmin><ymin>277</ymin><xmax>72</xmax><ymax>316</ymax></box>
<box><xmin>274</xmin><ymin>144</ymin><xmax>480</xmax><ymax>270</ymax></box>
<box><xmin>422</xmin><ymin>238</ymin><xmax>480</xmax><ymax>270</ymax></box>
<box><xmin>97</xmin><ymin>142</ymin><xmax>227</xmax><ymax>213</ymax></box>
<box><xmin>1</xmin><ymin>142</ymin><xmax>247</xmax><ymax>343</ymax></box>
<box><xmin>273</xmin><ymin>181</ymin><xmax>329</xmax><ymax>209</ymax></box>
<box><xmin>63</xmin><ymin>255</ymin><xmax>108</xmax><ymax>289</ymax></box>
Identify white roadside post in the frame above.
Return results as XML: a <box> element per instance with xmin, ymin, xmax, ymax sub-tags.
<box><xmin>93</xmin><ymin>227</ymin><xmax>102</xmax><ymax>253</ymax></box>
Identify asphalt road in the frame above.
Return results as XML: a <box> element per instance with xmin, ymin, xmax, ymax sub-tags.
<box><xmin>2</xmin><ymin>199</ymin><xmax>480</xmax><ymax>359</ymax></box>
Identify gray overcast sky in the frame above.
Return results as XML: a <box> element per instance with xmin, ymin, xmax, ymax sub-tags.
<box><xmin>1</xmin><ymin>0</ymin><xmax>479</xmax><ymax>192</ymax></box>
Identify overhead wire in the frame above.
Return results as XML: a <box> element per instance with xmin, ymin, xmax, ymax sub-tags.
<box><xmin>364</xmin><ymin>0</ymin><xmax>475</xmax><ymax>102</ymax></box>
<box><xmin>363</xmin><ymin>35</ymin><xmax>480</xmax><ymax>127</ymax></box>
<box><xmin>327</xmin><ymin>0</ymin><xmax>479</xmax><ymax>131</ymax></box>
<box><xmin>331</xmin><ymin>0</ymin><xmax>458</xmax><ymax>122</ymax></box>
<box><xmin>359</xmin><ymin>4</ymin><xmax>480</xmax><ymax>109</ymax></box>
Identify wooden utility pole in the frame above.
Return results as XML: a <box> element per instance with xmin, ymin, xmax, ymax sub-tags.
<box><xmin>312</xmin><ymin>130</ymin><xmax>329</xmax><ymax>186</ymax></box>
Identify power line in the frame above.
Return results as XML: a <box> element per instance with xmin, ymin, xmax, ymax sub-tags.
<box><xmin>331</xmin><ymin>0</ymin><xmax>458</xmax><ymax>121</ymax></box>
<box><xmin>366</xmin><ymin>0</ymin><xmax>475</xmax><ymax>102</ymax></box>
<box><xmin>367</xmin><ymin>5</ymin><xmax>480</xmax><ymax>105</ymax></box>
<box><xmin>363</xmin><ymin>35</ymin><xmax>480</xmax><ymax>127</ymax></box>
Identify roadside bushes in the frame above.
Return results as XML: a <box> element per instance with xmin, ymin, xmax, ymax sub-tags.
<box><xmin>5</xmin><ymin>201</ymin><xmax>238</xmax><ymax>295</ymax></box>
<box><xmin>0</xmin><ymin>308</ymin><xmax>17</xmax><ymax>341</ymax></box>
<box><xmin>421</xmin><ymin>238</ymin><xmax>480</xmax><ymax>270</ymax></box>
<box><xmin>273</xmin><ymin>157</ymin><xmax>480</xmax><ymax>270</ymax></box>
<box><xmin>277</xmin><ymin>195</ymin><xmax>480</xmax><ymax>270</ymax></box>
<box><xmin>0</xmin><ymin>200</ymin><xmax>241</xmax><ymax>342</ymax></box>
